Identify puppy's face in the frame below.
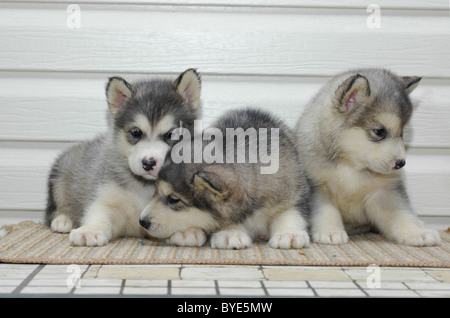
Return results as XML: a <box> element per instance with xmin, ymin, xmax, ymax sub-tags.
<box><xmin>105</xmin><ymin>69</ymin><xmax>201</xmax><ymax>180</ymax></box>
<box><xmin>330</xmin><ymin>71</ymin><xmax>420</xmax><ymax>174</ymax></box>
<box><xmin>139</xmin><ymin>180</ymin><xmax>218</xmax><ymax>239</ymax></box>
<box><xmin>338</xmin><ymin>112</ymin><xmax>407</xmax><ymax>174</ymax></box>
<box><xmin>139</xmin><ymin>162</ymin><xmax>240</xmax><ymax>239</ymax></box>
<box><xmin>117</xmin><ymin>114</ymin><xmax>175</xmax><ymax>180</ymax></box>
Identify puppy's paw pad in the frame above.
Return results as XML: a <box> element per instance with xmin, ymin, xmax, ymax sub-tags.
<box><xmin>51</xmin><ymin>214</ymin><xmax>73</xmax><ymax>233</ymax></box>
<box><xmin>168</xmin><ymin>228</ymin><xmax>206</xmax><ymax>247</ymax></box>
<box><xmin>69</xmin><ymin>227</ymin><xmax>109</xmax><ymax>246</ymax></box>
<box><xmin>397</xmin><ymin>229</ymin><xmax>441</xmax><ymax>246</ymax></box>
<box><xmin>211</xmin><ymin>230</ymin><xmax>252</xmax><ymax>249</ymax></box>
<box><xmin>269</xmin><ymin>231</ymin><xmax>310</xmax><ymax>249</ymax></box>
<box><xmin>313</xmin><ymin>230</ymin><xmax>348</xmax><ymax>245</ymax></box>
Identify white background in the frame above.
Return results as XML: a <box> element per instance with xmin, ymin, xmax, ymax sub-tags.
<box><xmin>0</xmin><ymin>0</ymin><xmax>449</xmax><ymax>228</ymax></box>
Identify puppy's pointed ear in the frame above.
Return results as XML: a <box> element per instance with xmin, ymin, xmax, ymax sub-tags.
<box><xmin>334</xmin><ymin>74</ymin><xmax>371</xmax><ymax>114</ymax></box>
<box><xmin>175</xmin><ymin>68</ymin><xmax>201</xmax><ymax>111</ymax></box>
<box><xmin>400</xmin><ymin>76</ymin><xmax>421</xmax><ymax>95</ymax></box>
<box><xmin>106</xmin><ymin>77</ymin><xmax>133</xmax><ymax>116</ymax></box>
<box><xmin>192</xmin><ymin>171</ymin><xmax>230</xmax><ymax>203</ymax></box>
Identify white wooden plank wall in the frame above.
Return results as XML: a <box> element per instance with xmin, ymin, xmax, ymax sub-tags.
<box><xmin>0</xmin><ymin>1</ymin><xmax>449</xmax><ymax>228</ymax></box>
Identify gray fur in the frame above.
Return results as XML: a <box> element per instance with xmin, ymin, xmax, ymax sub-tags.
<box><xmin>164</xmin><ymin>108</ymin><xmax>310</xmax><ymax>225</ymax></box>
<box><xmin>46</xmin><ymin>135</ymin><xmax>112</xmax><ymax>227</ymax></box>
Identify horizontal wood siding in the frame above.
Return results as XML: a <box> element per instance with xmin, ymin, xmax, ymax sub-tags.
<box><xmin>0</xmin><ymin>1</ymin><xmax>449</xmax><ymax>226</ymax></box>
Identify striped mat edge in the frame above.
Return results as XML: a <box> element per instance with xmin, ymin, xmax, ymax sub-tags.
<box><xmin>0</xmin><ymin>222</ymin><xmax>449</xmax><ymax>267</ymax></box>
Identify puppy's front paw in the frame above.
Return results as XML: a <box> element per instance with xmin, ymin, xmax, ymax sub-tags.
<box><xmin>211</xmin><ymin>230</ymin><xmax>252</xmax><ymax>249</ymax></box>
<box><xmin>69</xmin><ymin>226</ymin><xmax>110</xmax><ymax>246</ymax></box>
<box><xmin>312</xmin><ymin>230</ymin><xmax>348</xmax><ymax>245</ymax></box>
<box><xmin>51</xmin><ymin>214</ymin><xmax>73</xmax><ymax>233</ymax></box>
<box><xmin>269</xmin><ymin>231</ymin><xmax>310</xmax><ymax>249</ymax></box>
<box><xmin>167</xmin><ymin>228</ymin><xmax>206</xmax><ymax>247</ymax></box>
<box><xmin>395</xmin><ymin>229</ymin><xmax>441</xmax><ymax>246</ymax></box>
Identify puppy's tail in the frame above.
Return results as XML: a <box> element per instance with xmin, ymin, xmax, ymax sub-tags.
<box><xmin>45</xmin><ymin>164</ymin><xmax>59</xmax><ymax>226</ymax></box>
<box><xmin>296</xmin><ymin>176</ymin><xmax>313</xmax><ymax>229</ymax></box>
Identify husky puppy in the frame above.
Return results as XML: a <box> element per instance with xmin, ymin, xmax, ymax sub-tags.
<box><xmin>139</xmin><ymin>108</ymin><xmax>311</xmax><ymax>249</ymax></box>
<box><xmin>45</xmin><ymin>69</ymin><xmax>202</xmax><ymax>246</ymax></box>
<box><xmin>294</xmin><ymin>68</ymin><xmax>440</xmax><ymax>246</ymax></box>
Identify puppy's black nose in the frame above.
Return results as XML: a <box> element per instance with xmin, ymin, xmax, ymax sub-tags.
<box><xmin>142</xmin><ymin>158</ymin><xmax>156</xmax><ymax>172</ymax></box>
<box><xmin>394</xmin><ymin>159</ymin><xmax>406</xmax><ymax>170</ymax></box>
<box><xmin>139</xmin><ymin>218</ymin><xmax>151</xmax><ymax>230</ymax></box>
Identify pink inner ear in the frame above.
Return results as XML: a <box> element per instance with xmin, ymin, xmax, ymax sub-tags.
<box><xmin>116</xmin><ymin>92</ymin><xmax>127</xmax><ymax>108</ymax></box>
<box><xmin>345</xmin><ymin>91</ymin><xmax>358</xmax><ymax>113</ymax></box>
<box><xmin>184</xmin><ymin>83</ymin><xmax>193</xmax><ymax>103</ymax></box>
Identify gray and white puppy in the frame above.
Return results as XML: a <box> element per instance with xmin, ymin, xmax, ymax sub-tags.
<box><xmin>45</xmin><ymin>69</ymin><xmax>201</xmax><ymax>246</ymax></box>
<box><xmin>294</xmin><ymin>68</ymin><xmax>441</xmax><ymax>246</ymax></box>
<box><xmin>139</xmin><ymin>108</ymin><xmax>311</xmax><ymax>249</ymax></box>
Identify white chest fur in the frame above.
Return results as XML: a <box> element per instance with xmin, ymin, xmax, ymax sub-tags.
<box><xmin>321</xmin><ymin>164</ymin><xmax>400</xmax><ymax>225</ymax></box>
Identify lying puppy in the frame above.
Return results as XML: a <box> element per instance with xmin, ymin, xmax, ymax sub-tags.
<box><xmin>139</xmin><ymin>108</ymin><xmax>311</xmax><ymax>249</ymax></box>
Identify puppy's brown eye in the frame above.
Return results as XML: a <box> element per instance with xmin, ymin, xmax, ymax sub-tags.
<box><xmin>163</xmin><ymin>131</ymin><xmax>173</xmax><ymax>143</ymax></box>
<box><xmin>129</xmin><ymin>128</ymin><xmax>143</xmax><ymax>139</ymax></box>
<box><xmin>372</xmin><ymin>128</ymin><xmax>387</xmax><ymax>141</ymax></box>
<box><xmin>166</xmin><ymin>195</ymin><xmax>180</xmax><ymax>205</ymax></box>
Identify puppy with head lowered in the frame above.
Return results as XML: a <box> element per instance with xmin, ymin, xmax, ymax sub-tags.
<box><xmin>295</xmin><ymin>68</ymin><xmax>440</xmax><ymax>246</ymax></box>
<box><xmin>139</xmin><ymin>108</ymin><xmax>311</xmax><ymax>249</ymax></box>
<box><xmin>46</xmin><ymin>69</ymin><xmax>201</xmax><ymax>246</ymax></box>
